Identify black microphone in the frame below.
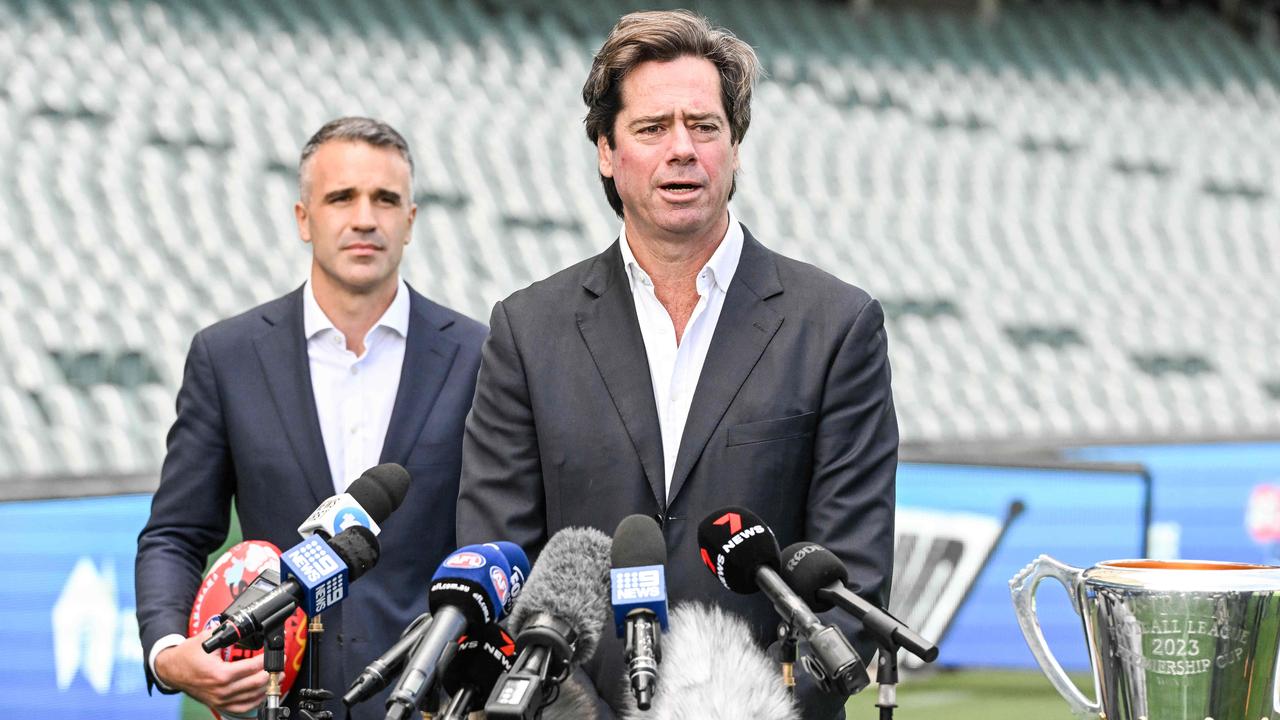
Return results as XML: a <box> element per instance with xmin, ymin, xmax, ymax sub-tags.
<box><xmin>620</xmin><ymin>602</ymin><xmax>798</xmax><ymax>720</ymax></box>
<box><xmin>383</xmin><ymin>544</ymin><xmax>516</xmax><ymax>720</ymax></box>
<box><xmin>780</xmin><ymin>542</ymin><xmax>938</xmax><ymax>663</ymax></box>
<box><xmin>696</xmin><ymin>507</ymin><xmax>868</xmax><ymax>697</ymax></box>
<box><xmin>203</xmin><ymin>525</ymin><xmax>380</xmax><ymax>653</ymax></box>
<box><xmin>342</xmin><ymin>612</ymin><xmax>432</xmax><ymax>707</ymax></box>
<box><xmin>610</xmin><ymin>514</ymin><xmax>669</xmax><ymax>711</ymax></box>
<box><xmin>484</xmin><ymin>527</ymin><xmax>613</xmax><ymax>720</ymax></box>
<box><xmin>297</xmin><ymin>462</ymin><xmax>411</xmax><ymax>539</ymax></box>
<box><xmin>438</xmin><ymin>622</ymin><xmax>518</xmax><ymax>720</ymax></box>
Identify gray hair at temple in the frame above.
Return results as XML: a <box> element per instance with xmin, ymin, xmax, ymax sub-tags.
<box><xmin>582</xmin><ymin>10</ymin><xmax>762</xmax><ymax>217</ymax></box>
<box><xmin>297</xmin><ymin>116</ymin><xmax>415</xmax><ymax>202</ymax></box>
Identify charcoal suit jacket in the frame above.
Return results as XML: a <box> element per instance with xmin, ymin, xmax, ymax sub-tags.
<box><xmin>457</xmin><ymin>225</ymin><xmax>898</xmax><ymax>720</ymax></box>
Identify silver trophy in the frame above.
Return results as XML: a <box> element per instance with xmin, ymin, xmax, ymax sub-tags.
<box><xmin>1010</xmin><ymin>555</ymin><xmax>1280</xmax><ymax>720</ymax></box>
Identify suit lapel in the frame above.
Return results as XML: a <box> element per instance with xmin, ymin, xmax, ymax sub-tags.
<box><xmin>576</xmin><ymin>242</ymin><xmax>667</xmax><ymax>508</ymax></box>
<box><xmin>380</xmin><ymin>287</ymin><xmax>459</xmax><ymax>465</ymax></box>
<box><xmin>668</xmin><ymin>229</ymin><xmax>784</xmax><ymax>504</ymax></box>
<box><xmin>253</xmin><ymin>288</ymin><xmax>334</xmax><ymax>506</ymax></box>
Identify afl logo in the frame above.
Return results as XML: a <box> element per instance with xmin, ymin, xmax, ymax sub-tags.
<box><xmin>445</xmin><ymin>551</ymin><xmax>487</xmax><ymax>569</ymax></box>
<box><xmin>490</xmin><ymin>566</ymin><xmax>510</xmax><ymax>606</ymax></box>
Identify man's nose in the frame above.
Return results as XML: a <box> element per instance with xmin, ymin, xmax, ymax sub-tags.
<box><xmin>667</xmin><ymin>124</ymin><xmax>696</xmax><ymax>163</ymax></box>
<box><xmin>351</xmin><ymin>196</ymin><xmax>376</xmax><ymax>231</ymax></box>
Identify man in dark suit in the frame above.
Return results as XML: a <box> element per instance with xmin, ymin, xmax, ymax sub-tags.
<box><xmin>457</xmin><ymin>11</ymin><xmax>897</xmax><ymax>720</ymax></box>
<box><xmin>135</xmin><ymin>117</ymin><xmax>486</xmax><ymax>719</ymax></box>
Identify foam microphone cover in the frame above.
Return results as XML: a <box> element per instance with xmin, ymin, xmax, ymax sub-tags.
<box><xmin>612</xmin><ymin>514</ymin><xmax>666</xmax><ymax>568</ymax></box>
<box><xmin>347</xmin><ymin>463</ymin><xmax>411</xmax><ymax>523</ymax></box>
<box><xmin>620</xmin><ymin>602</ymin><xmax>798</xmax><ymax>720</ymax></box>
<box><xmin>326</xmin><ymin>525</ymin><xmax>381</xmax><ymax>583</ymax></box>
<box><xmin>507</xmin><ymin>527</ymin><xmax>612</xmax><ymax>665</ymax></box>
<box><xmin>441</xmin><ymin>622</ymin><xmax>517</xmax><ymax>704</ymax></box>
<box><xmin>779</xmin><ymin>543</ymin><xmax>848</xmax><ymax>613</ymax></box>
<box><xmin>696</xmin><ymin>506</ymin><xmax>781</xmax><ymax>594</ymax></box>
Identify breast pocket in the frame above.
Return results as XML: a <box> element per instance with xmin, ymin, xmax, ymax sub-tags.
<box><xmin>726</xmin><ymin>411</ymin><xmax>817</xmax><ymax>447</ymax></box>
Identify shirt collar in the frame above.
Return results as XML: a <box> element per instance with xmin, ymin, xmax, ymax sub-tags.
<box><xmin>618</xmin><ymin>209</ymin><xmax>744</xmax><ymax>294</ymax></box>
<box><xmin>304</xmin><ymin>276</ymin><xmax>411</xmax><ymax>341</ymax></box>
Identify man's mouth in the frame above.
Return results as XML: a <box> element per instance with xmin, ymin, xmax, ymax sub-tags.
<box><xmin>659</xmin><ymin>182</ymin><xmax>702</xmax><ymax>195</ymax></box>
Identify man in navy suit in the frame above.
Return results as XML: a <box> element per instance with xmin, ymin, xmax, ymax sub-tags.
<box><xmin>135</xmin><ymin>117</ymin><xmax>486</xmax><ymax>719</ymax></box>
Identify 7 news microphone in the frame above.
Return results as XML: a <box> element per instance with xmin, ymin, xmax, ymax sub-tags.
<box><xmin>610</xmin><ymin>514</ymin><xmax>669</xmax><ymax>710</ymax></box>
<box><xmin>484</xmin><ymin>527</ymin><xmax>613</xmax><ymax>720</ymax></box>
<box><xmin>344</xmin><ymin>541</ymin><xmax>530</xmax><ymax>708</ymax></box>
<box><xmin>438</xmin><ymin>622</ymin><xmax>518</xmax><ymax>720</ymax></box>
<box><xmin>696</xmin><ymin>506</ymin><xmax>868</xmax><ymax>697</ymax></box>
<box><xmin>382</xmin><ymin>543</ymin><xmax>521</xmax><ymax>720</ymax></box>
<box><xmin>779</xmin><ymin>542</ymin><xmax>937</xmax><ymax>663</ymax></box>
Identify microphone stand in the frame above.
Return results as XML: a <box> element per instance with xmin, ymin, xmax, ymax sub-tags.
<box><xmin>297</xmin><ymin>614</ymin><xmax>333</xmax><ymax>720</ymax></box>
<box><xmin>874</xmin><ymin>643</ymin><xmax>899</xmax><ymax>720</ymax></box>
<box><xmin>776</xmin><ymin>622</ymin><xmax>798</xmax><ymax>697</ymax></box>
<box><xmin>261</xmin><ymin>625</ymin><xmax>286</xmax><ymax>720</ymax></box>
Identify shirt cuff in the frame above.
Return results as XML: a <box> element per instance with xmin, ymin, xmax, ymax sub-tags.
<box><xmin>149</xmin><ymin>634</ymin><xmax>187</xmax><ymax>691</ymax></box>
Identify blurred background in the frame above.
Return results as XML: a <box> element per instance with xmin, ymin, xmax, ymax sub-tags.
<box><xmin>2</xmin><ymin>0</ymin><xmax>1279</xmax><ymax>717</ymax></box>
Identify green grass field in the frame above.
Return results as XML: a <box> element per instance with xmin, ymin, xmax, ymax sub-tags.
<box><xmin>846</xmin><ymin>669</ymin><xmax>1090</xmax><ymax>719</ymax></box>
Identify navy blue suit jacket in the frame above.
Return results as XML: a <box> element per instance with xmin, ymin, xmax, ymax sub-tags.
<box><xmin>136</xmin><ymin>284</ymin><xmax>485</xmax><ymax>719</ymax></box>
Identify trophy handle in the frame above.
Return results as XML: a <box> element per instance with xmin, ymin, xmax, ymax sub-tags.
<box><xmin>1009</xmin><ymin>554</ymin><xmax>1100</xmax><ymax>718</ymax></box>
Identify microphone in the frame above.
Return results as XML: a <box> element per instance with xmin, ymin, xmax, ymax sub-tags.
<box><xmin>342</xmin><ymin>612</ymin><xmax>432</xmax><ymax>707</ymax></box>
<box><xmin>620</xmin><ymin>602</ymin><xmax>798</xmax><ymax>720</ymax></box>
<box><xmin>439</xmin><ymin>623</ymin><xmax>518</xmax><ymax>720</ymax></box>
<box><xmin>203</xmin><ymin>525</ymin><xmax>380</xmax><ymax>653</ymax></box>
<box><xmin>610</xmin><ymin>514</ymin><xmax>669</xmax><ymax>711</ymax></box>
<box><xmin>484</xmin><ymin>527</ymin><xmax>612</xmax><ymax>720</ymax></box>
<box><xmin>345</xmin><ymin>541</ymin><xmax>532</xmax><ymax>708</ymax></box>
<box><xmin>383</xmin><ymin>543</ymin><xmax>516</xmax><ymax>720</ymax></box>
<box><xmin>780</xmin><ymin>542</ymin><xmax>938</xmax><ymax>663</ymax></box>
<box><xmin>696</xmin><ymin>507</ymin><xmax>868</xmax><ymax>697</ymax></box>
<box><xmin>297</xmin><ymin>463</ymin><xmax>411</xmax><ymax>539</ymax></box>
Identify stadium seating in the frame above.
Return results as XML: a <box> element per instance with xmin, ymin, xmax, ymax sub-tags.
<box><xmin>0</xmin><ymin>0</ymin><xmax>1277</xmax><ymax>478</ymax></box>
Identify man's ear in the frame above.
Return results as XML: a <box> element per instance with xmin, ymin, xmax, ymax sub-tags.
<box><xmin>295</xmin><ymin>201</ymin><xmax>311</xmax><ymax>244</ymax></box>
<box><xmin>597</xmin><ymin>134</ymin><xmax>615</xmax><ymax>179</ymax></box>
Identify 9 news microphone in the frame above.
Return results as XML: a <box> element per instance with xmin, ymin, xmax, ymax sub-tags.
<box><xmin>345</xmin><ymin>540</ymin><xmax>531</xmax><ymax>707</ymax></box>
<box><xmin>780</xmin><ymin>542</ymin><xmax>937</xmax><ymax>663</ymax></box>
<box><xmin>438</xmin><ymin>622</ymin><xmax>518</xmax><ymax>720</ymax></box>
<box><xmin>383</xmin><ymin>543</ymin><xmax>516</xmax><ymax>720</ymax></box>
<box><xmin>203</xmin><ymin>524</ymin><xmax>380</xmax><ymax>653</ymax></box>
<box><xmin>621</xmin><ymin>603</ymin><xmax>798</xmax><ymax>720</ymax></box>
<box><xmin>611</xmin><ymin>515</ymin><xmax>669</xmax><ymax>710</ymax></box>
<box><xmin>697</xmin><ymin>507</ymin><xmax>868</xmax><ymax>697</ymax></box>
<box><xmin>297</xmin><ymin>463</ymin><xmax>411</xmax><ymax>539</ymax></box>
<box><xmin>485</xmin><ymin>527</ymin><xmax>613</xmax><ymax>720</ymax></box>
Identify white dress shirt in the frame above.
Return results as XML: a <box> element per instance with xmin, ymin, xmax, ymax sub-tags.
<box><xmin>303</xmin><ymin>276</ymin><xmax>409</xmax><ymax>493</ymax></box>
<box><xmin>149</xmin><ymin>277</ymin><xmax>410</xmax><ymax>684</ymax></box>
<box><xmin>619</xmin><ymin>211</ymin><xmax>744</xmax><ymax>497</ymax></box>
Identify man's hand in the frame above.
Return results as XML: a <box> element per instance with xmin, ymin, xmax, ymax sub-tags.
<box><xmin>155</xmin><ymin>630</ymin><xmax>269</xmax><ymax>714</ymax></box>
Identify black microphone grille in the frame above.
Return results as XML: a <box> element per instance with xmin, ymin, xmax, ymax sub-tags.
<box><xmin>327</xmin><ymin>524</ymin><xmax>381</xmax><ymax>583</ymax></box>
<box><xmin>440</xmin><ymin>623</ymin><xmax>517</xmax><ymax>700</ymax></box>
<box><xmin>611</xmin><ymin>514</ymin><xmax>666</xmax><ymax>569</ymax></box>
<box><xmin>348</xmin><ymin>463</ymin><xmax>411</xmax><ymax>523</ymax></box>
<box><xmin>778</xmin><ymin>542</ymin><xmax>847</xmax><ymax>613</ymax></box>
<box><xmin>695</xmin><ymin>506</ymin><xmax>781</xmax><ymax>595</ymax></box>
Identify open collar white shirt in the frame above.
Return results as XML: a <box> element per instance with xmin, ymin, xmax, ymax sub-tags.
<box><xmin>619</xmin><ymin>211</ymin><xmax>744</xmax><ymax>497</ymax></box>
<box><xmin>303</xmin><ymin>276</ymin><xmax>409</xmax><ymax>494</ymax></box>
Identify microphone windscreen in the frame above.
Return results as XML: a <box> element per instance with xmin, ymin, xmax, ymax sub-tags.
<box><xmin>696</xmin><ymin>506</ymin><xmax>781</xmax><ymax>594</ymax></box>
<box><xmin>779</xmin><ymin>543</ymin><xmax>848</xmax><ymax>613</ymax></box>
<box><xmin>327</xmin><ymin>525</ymin><xmax>381</xmax><ymax>583</ymax></box>
<box><xmin>611</xmin><ymin>514</ymin><xmax>666</xmax><ymax>568</ymax></box>
<box><xmin>508</xmin><ymin>527</ymin><xmax>612</xmax><ymax>664</ymax></box>
<box><xmin>347</xmin><ymin>463</ymin><xmax>411</xmax><ymax>523</ymax></box>
<box><xmin>440</xmin><ymin>623</ymin><xmax>517</xmax><ymax>705</ymax></box>
<box><xmin>621</xmin><ymin>602</ymin><xmax>798</xmax><ymax>720</ymax></box>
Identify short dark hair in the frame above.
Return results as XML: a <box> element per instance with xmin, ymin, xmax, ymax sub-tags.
<box><xmin>582</xmin><ymin>10</ymin><xmax>761</xmax><ymax>216</ymax></box>
<box><xmin>298</xmin><ymin>117</ymin><xmax>414</xmax><ymax>202</ymax></box>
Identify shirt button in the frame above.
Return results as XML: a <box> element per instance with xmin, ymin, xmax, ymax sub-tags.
<box><xmin>350</xmin><ymin>366</ymin><xmax>358</xmax><ymax>375</ymax></box>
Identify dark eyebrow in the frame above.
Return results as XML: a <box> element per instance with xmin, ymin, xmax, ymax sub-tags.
<box><xmin>375</xmin><ymin>189</ymin><xmax>403</xmax><ymax>204</ymax></box>
<box><xmin>683</xmin><ymin>112</ymin><xmax>722</xmax><ymax>123</ymax></box>
<box><xmin>628</xmin><ymin>113</ymin><xmax>672</xmax><ymax>129</ymax></box>
<box><xmin>323</xmin><ymin>188</ymin><xmax>354</xmax><ymax>203</ymax></box>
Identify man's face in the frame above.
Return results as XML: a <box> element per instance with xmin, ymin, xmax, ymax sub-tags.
<box><xmin>295</xmin><ymin>140</ymin><xmax>415</xmax><ymax>296</ymax></box>
<box><xmin>598</xmin><ymin>56</ymin><xmax>739</xmax><ymax>244</ymax></box>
